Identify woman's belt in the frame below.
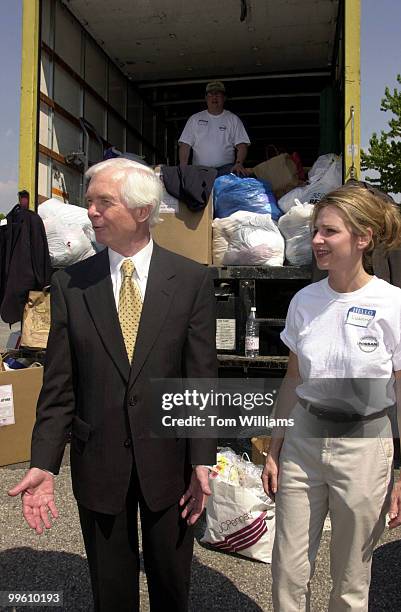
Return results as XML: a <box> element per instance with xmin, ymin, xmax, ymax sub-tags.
<box><xmin>299</xmin><ymin>398</ymin><xmax>388</xmax><ymax>423</ymax></box>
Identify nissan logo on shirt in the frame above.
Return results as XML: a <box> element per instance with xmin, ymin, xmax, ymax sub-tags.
<box><xmin>358</xmin><ymin>336</ymin><xmax>379</xmax><ymax>352</ymax></box>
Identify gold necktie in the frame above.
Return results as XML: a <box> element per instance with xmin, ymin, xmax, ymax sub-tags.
<box><xmin>118</xmin><ymin>259</ymin><xmax>143</xmax><ymax>362</ymax></box>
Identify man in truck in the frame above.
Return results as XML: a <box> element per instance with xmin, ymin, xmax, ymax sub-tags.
<box><xmin>178</xmin><ymin>80</ymin><xmax>250</xmax><ymax>176</ymax></box>
<box><xmin>9</xmin><ymin>158</ymin><xmax>217</xmax><ymax>612</ymax></box>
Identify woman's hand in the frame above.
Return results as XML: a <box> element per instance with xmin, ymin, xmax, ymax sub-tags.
<box><xmin>261</xmin><ymin>451</ymin><xmax>280</xmax><ymax>499</ymax></box>
<box><xmin>261</xmin><ymin>351</ymin><xmax>299</xmax><ymax>499</ymax></box>
<box><xmin>388</xmin><ymin>478</ymin><xmax>401</xmax><ymax>529</ymax></box>
<box><xmin>261</xmin><ymin>436</ymin><xmax>283</xmax><ymax>500</ymax></box>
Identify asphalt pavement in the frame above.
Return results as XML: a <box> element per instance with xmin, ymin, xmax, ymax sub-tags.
<box><xmin>0</xmin><ymin>321</ymin><xmax>20</xmax><ymax>352</ymax></box>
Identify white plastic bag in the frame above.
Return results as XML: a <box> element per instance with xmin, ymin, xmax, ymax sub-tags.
<box><xmin>284</xmin><ymin>235</ymin><xmax>313</xmax><ymax>266</ymax></box>
<box><xmin>278</xmin><ymin>154</ymin><xmax>342</xmax><ymax>213</ymax></box>
<box><xmin>308</xmin><ymin>153</ymin><xmax>339</xmax><ymax>182</ymax></box>
<box><xmin>212</xmin><ymin>220</ymin><xmax>229</xmax><ymax>265</ymax></box>
<box><xmin>278</xmin><ymin>200</ymin><xmax>314</xmax><ymax>265</ymax></box>
<box><xmin>39</xmin><ymin>198</ymin><xmax>92</xmax><ymax>228</ymax></box>
<box><xmin>43</xmin><ymin>217</ymin><xmax>96</xmax><ymax>267</ymax></box>
<box><xmin>202</xmin><ymin>450</ymin><xmax>275</xmax><ymax>563</ymax></box>
<box><xmin>214</xmin><ymin>211</ymin><xmax>285</xmax><ymax>266</ymax></box>
<box><xmin>39</xmin><ymin>198</ymin><xmax>99</xmax><ymax>266</ymax></box>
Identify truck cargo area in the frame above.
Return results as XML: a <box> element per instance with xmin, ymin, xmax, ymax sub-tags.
<box><xmin>36</xmin><ymin>0</ymin><xmax>350</xmax><ymax>203</ymax></box>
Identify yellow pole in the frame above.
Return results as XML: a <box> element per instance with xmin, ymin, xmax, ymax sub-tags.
<box><xmin>18</xmin><ymin>0</ymin><xmax>40</xmax><ymax>210</ymax></box>
<box><xmin>344</xmin><ymin>0</ymin><xmax>361</xmax><ymax>180</ymax></box>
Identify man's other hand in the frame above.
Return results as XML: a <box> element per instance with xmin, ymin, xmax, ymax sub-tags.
<box><xmin>231</xmin><ymin>161</ymin><xmax>247</xmax><ymax>176</ymax></box>
<box><xmin>179</xmin><ymin>466</ymin><xmax>211</xmax><ymax>526</ymax></box>
<box><xmin>8</xmin><ymin>468</ymin><xmax>59</xmax><ymax>534</ymax></box>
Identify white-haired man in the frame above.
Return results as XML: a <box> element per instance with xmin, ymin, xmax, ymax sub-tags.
<box><xmin>179</xmin><ymin>81</ymin><xmax>250</xmax><ymax>176</ymax></box>
<box><xmin>9</xmin><ymin>158</ymin><xmax>217</xmax><ymax>611</ymax></box>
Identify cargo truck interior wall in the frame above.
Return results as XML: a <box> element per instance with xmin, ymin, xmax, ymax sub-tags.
<box><xmin>38</xmin><ymin>0</ymin><xmax>169</xmax><ymax>204</ymax></box>
<box><xmin>69</xmin><ymin>0</ymin><xmax>342</xmax><ymax>169</ymax></box>
<box><xmin>133</xmin><ymin>0</ymin><xmax>343</xmax><ymax>167</ymax></box>
<box><xmin>39</xmin><ymin>0</ymin><xmax>346</xmax><ymax>205</ymax></box>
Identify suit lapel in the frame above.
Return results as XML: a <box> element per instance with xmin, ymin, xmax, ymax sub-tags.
<box><xmin>129</xmin><ymin>244</ymin><xmax>176</xmax><ymax>388</ymax></box>
<box><xmin>83</xmin><ymin>249</ymin><xmax>130</xmax><ymax>383</ymax></box>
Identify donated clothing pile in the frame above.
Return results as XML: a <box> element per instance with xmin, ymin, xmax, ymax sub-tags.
<box><xmin>213</xmin><ymin>174</ymin><xmax>284</xmax><ymax>266</ymax></box>
<box><xmin>212</xmin><ymin>153</ymin><xmax>342</xmax><ymax>266</ymax></box>
<box><xmin>213</xmin><ymin>174</ymin><xmax>281</xmax><ymax>221</ymax></box>
<box><xmin>278</xmin><ymin>153</ymin><xmax>342</xmax><ymax>213</ymax></box>
<box><xmin>38</xmin><ymin>198</ymin><xmax>102</xmax><ymax>268</ymax></box>
<box><xmin>278</xmin><ymin>201</ymin><xmax>315</xmax><ymax>266</ymax></box>
<box><xmin>213</xmin><ymin>211</ymin><xmax>285</xmax><ymax>266</ymax></box>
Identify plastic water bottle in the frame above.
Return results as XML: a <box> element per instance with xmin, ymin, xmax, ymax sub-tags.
<box><xmin>245</xmin><ymin>307</ymin><xmax>259</xmax><ymax>357</ymax></box>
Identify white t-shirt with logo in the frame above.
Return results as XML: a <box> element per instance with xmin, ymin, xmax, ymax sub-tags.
<box><xmin>280</xmin><ymin>276</ymin><xmax>401</xmax><ymax>412</ymax></box>
<box><xmin>179</xmin><ymin>109</ymin><xmax>250</xmax><ymax>168</ymax></box>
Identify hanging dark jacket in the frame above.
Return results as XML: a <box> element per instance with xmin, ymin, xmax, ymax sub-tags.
<box><xmin>0</xmin><ymin>205</ymin><xmax>52</xmax><ymax>324</ymax></box>
<box><xmin>161</xmin><ymin>165</ymin><xmax>217</xmax><ymax>211</ymax></box>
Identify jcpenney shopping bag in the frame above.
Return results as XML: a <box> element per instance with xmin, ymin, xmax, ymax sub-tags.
<box><xmin>201</xmin><ymin>450</ymin><xmax>275</xmax><ymax>563</ymax></box>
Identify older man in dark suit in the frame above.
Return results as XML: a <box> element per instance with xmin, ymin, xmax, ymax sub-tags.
<box><xmin>9</xmin><ymin>158</ymin><xmax>217</xmax><ymax>611</ymax></box>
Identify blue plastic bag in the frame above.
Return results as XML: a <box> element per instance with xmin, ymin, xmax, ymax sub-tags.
<box><xmin>213</xmin><ymin>174</ymin><xmax>282</xmax><ymax>220</ymax></box>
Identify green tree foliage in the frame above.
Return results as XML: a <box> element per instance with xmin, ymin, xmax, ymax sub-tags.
<box><xmin>361</xmin><ymin>74</ymin><xmax>401</xmax><ymax>194</ymax></box>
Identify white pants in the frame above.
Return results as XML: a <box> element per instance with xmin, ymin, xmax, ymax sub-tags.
<box><xmin>272</xmin><ymin>403</ymin><xmax>393</xmax><ymax>612</ymax></box>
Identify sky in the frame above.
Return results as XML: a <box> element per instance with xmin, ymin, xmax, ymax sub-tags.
<box><xmin>0</xmin><ymin>0</ymin><xmax>400</xmax><ymax>213</ymax></box>
<box><xmin>0</xmin><ymin>0</ymin><xmax>22</xmax><ymax>213</ymax></box>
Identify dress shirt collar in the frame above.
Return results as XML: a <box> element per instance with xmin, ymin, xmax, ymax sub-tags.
<box><xmin>108</xmin><ymin>238</ymin><xmax>153</xmax><ymax>282</ymax></box>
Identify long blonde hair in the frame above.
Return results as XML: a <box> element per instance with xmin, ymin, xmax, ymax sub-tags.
<box><xmin>312</xmin><ymin>181</ymin><xmax>401</xmax><ymax>256</ymax></box>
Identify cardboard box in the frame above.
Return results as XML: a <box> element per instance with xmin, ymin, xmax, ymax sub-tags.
<box><xmin>0</xmin><ymin>367</ymin><xmax>43</xmax><ymax>466</ymax></box>
<box><xmin>152</xmin><ymin>197</ymin><xmax>213</xmax><ymax>264</ymax></box>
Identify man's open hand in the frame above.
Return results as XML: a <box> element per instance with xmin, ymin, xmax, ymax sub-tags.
<box><xmin>8</xmin><ymin>468</ymin><xmax>59</xmax><ymax>534</ymax></box>
<box><xmin>180</xmin><ymin>466</ymin><xmax>211</xmax><ymax>526</ymax></box>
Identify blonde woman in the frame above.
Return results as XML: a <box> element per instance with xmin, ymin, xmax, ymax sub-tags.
<box><xmin>262</xmin><ymin>182</ymin><xmax>401</xmax><ymax>611</ymax></box>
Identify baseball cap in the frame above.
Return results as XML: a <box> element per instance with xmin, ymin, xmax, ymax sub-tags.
<box><xmin>205</xmin><ymin>81</ymin><xmax>226</xmax><ymax>94</ymax></box>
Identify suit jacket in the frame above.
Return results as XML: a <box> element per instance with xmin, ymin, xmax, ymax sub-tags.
<box><xmin>30</xmin><ymin>243</ymin><xmax>218</xmax><ymax>514</ymax></box>
<box><xmin>0</xmin><ymin>205</ymin><xmax>52</xmax><ymax>324</ymax></box>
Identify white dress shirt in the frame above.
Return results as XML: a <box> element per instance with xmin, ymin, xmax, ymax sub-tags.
<box><xmin>108</xmin><ymin>239</ymin><xmax>154</xmax><ymax>308</ymax></box>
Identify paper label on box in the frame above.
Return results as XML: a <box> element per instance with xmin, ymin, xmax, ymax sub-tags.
<box><xmin>216</xmin><ymin>319</ymin><xmax>236</xmax><ymax>351</ymax></box>
<box><xmin>160</xmin><ymin>192</ymin><xmax>179</xmax><ymax>213</ymax></box>
<box><xmin>0</xmin><ymin>384</ymin><xmax>15</xmax><ymax>426</ymax></box>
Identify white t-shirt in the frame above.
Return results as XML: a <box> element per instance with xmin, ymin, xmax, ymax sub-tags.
<box><xmin>280</xmin><ymin>276</ymin><xmax>401</xmax><ymax>412</ymax></box>
<box><xmin>179</xmin><ymin>109</ymin><xmax>250</xmax><ymax>168</ymax></box>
